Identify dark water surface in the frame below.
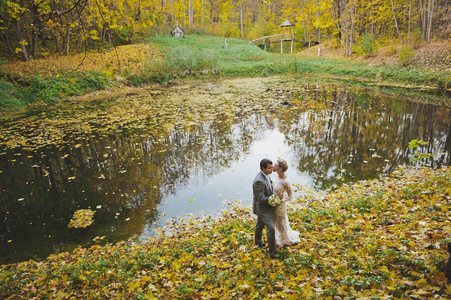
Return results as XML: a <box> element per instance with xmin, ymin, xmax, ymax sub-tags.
<box><xmin>1</xmin><ymin>77</ymin><xmax>450</xmax><ymax>264</ymax></box>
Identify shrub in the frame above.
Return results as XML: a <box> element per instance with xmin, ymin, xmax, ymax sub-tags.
<box><xmin>357</xmin><ymin>33</ymin><xmax>377</xmax><ymax>57</ymax></box>
<box><xmin>77</xmin><ymin>71</ymin><xmax>110</xmax><ymax>91</ymax></box>
<box><xmin>29</xmin><ymin>72</ymin><xmax>110</xmax><ymax>102</ymax></box>
<box><xmin>0</xmin><ymin>79</ymin><xmax>23</xmax><ymax>109</ymax></box>
<box><xmin>384</xmin><ymin>45</ymin><xmax>398</xmax><ymax>56</ymax></box>
<box><xmin>330</xmin><ymin>37</ymin><xmax>342</xmax><ymax>49</ymax></box>
<box><xmin>185</xmin><ymin>25</ymin><xmax>211</xmax><ymax>36</ymax></box>
<box><xmin>409</xmin><ymin>29</ymin><xmax>423</xmax><ymax>49</ymax></box>
<box><xmin>399</xmin><ymin>45</ymin><xmax>414</xmax><ymax>66</ymax></box>
<box><xmin>165</xmin><ymin>47</ymin><xmax>218</xmax><ymax>73</ymax></box>
<box><xmin>126</xmin><ymin>46</ymin><xmax>219</xmax><ymax>85</ymax></box>
<box><xmin>0</xmin><ymin>59</ymin><xmax>7</xmax><ymax>76</ymax></box>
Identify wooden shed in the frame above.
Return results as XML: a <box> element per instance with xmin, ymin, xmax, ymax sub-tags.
<box><xmin>171</xmin><ymin>25</ymin><xmax>184</xmax><ymax>38</ymax></box>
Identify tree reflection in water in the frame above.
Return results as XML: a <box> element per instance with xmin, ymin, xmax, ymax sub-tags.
<box><xmin>278</xmin><ymin>84</ymin><xmax>451</xmax><ymax>189</ymax></box>
<box><xmin>0</xmin><ymin>78</ymin><xmax>450</xmax><ymax>264</ymax></box>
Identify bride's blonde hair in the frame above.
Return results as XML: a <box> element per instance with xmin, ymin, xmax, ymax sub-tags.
<box><xmin>277</xmin><ymin>158</ymin><xmax>288</xmax><ymax>172</ymax></box>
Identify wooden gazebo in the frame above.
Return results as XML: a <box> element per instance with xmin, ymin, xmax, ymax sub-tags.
<box><xmin>280</xmin><ymin>20</ymin><xmax>296</xmax><ymax>53</ymax></box>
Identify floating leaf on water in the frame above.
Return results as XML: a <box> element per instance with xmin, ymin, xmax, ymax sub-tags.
<box><xmin>68</xmin><ymin>209</ymin><xmax>96</xmax><ymax>228</ymax></box>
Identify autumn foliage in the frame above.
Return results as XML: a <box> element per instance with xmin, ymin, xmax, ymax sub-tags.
<box><xmin>2</xmin><ymin>43</ymin><xmax>161</xmax><ymax>80</ymax></box>
<box><xmin>1</xmin><ymin>0</ymin><xmax>450</xmax><ymax>63</ymax></box>
<box><xmin>1</xmin><ymin>166</ymin><xmax>451</xmax><ymax>299</ymax></box>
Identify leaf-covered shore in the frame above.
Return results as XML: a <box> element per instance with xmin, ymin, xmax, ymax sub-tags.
<box><xmin>1</xmin><ymin>166</ymin><xmax>451</xmax><ymax>299</ymax></box>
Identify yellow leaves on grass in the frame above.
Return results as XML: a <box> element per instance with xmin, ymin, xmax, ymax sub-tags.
<box><xmin>2</xmin><ymin>43</ymin><xmax>161</xmax><ymax>80</ymax></box>
<box><xmin>68</xmin><ymin>209</ymin><xmax>96</xmax><ymax>228</ymax></box>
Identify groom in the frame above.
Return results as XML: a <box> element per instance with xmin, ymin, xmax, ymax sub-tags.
<box><xmin>253</xmin><ymin>158</ymin><xmax>278</xmax><ymax>259</ymax></box>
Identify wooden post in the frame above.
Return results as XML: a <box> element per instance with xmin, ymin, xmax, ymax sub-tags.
<box><xmin>281</xmin><ymin>30</ymin><xmax>284</xmax><ymax>53</ymax></box>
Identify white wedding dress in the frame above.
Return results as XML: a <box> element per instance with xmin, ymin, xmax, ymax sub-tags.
<box><xmin>272</xmin><ymin>176</ymin><xmax>300</xmax><ymax>247</ymax></box>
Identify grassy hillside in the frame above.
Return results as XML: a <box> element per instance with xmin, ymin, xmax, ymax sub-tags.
<box><xmin>0</xmin><ymin>34</ymin><xmax>450</xmax><ymax>112</ymax></box>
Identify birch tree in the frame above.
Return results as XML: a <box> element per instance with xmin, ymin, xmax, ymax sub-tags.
<box><xmin>426</xmin><ymin>0</ymin><xmax>434</xmax><ymax>42</ymax></box>
<box><xmin>390</xmin><ymin>0</ymin><xmax>403</xmax><ymax>44</ymax></box>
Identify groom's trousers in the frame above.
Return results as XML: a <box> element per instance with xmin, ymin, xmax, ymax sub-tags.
<box><xmin>255</xmin><ymin>216</ymin><xmax>277</xmax><ymax>258</ymax></box>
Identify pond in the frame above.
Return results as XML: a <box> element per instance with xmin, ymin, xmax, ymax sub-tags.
<box><xmin>1</xmin><ymin>77</ymin><xmax>450</xmax><ymax>264</ymax></box>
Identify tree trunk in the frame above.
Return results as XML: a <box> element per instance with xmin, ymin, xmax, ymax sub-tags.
<box><xmin>210</xmin><ymin>0</ymin><xmax>213</xmax><ymax>24</ymax></box>
<box><xmin>14</xmin><ymin>19</ymin><xmax>29</xmax><ymax>62</ymax></box>
<box><xmin>107</xmin><ymin>30</ymin><xmax>113</xmax><ymax>48</ymax></box>
<box><xmin>189</xmin><ymin>0</ymin><xmax>193</xmax><ymax>26</ymax></box>
<box><xmin>3</xmin><ymin>33</ymin><xmax>14</xmax><ymax>54</ymax></box>
<box><xmin>343</xmin><ymin>0</ymin><xmax>348</xmax><ymax>56</ymax></box>
<box><xmin>217</xmin><ymin>0</ymin><xmax>220</xmax><ymax>23</ymax></box>
<box><xmin>53</xmin><ymin>32</ymin><xmax>61</xmax><ymax>53</ymax></box>
<box><xmin>371</xmin><ymin>4</ymin><xmax>374</xmax><ymax>37</ymax></box>
<box><xmin>100</xmin><ymin>28</ymin><xmax>105</xmax><ymax>43</ymax></box>
<box><xmin>301</xmin><ymin>0</ymin><xmax>307</xmax><ymax>41</ymax></box>
<box><xmin>348</xmin><ymin>1</ymin><xmax>356</xmax><ymax>57</ymax></box>
<box><xmin>408</xmin><ymin>0</ymin><xmax>412</xmax><ymax>41</ymax></box>
<box><xmin>390</xmin><ymin>0</ymin><xmax>404</xmax><ymax>44</ymax></box>
<box><xmin>31</xmin><ymin>5</ymin><xmax>40</xmax><ymax>58</ymax></box>
<box><xmin>349</xmin><ymin>17</ymin><xmax>353</xmax><ymax>56</ymax></box>
<box><xmin>174</xmin><ymin>0</ymin><xmax>177</xmax><ymax>24</ymax></box>
<box><xmin>317</xmin><ymin>0</ymin><xmax>321</xmax><ymax>56</ymax></box>
<box><xmin>240</xmin><ymin>4</ymin><xmax>243</xmax><ymax>38</ymax></box>
<box><xmin>183</xmin><ymin>0</ymin><xmax>186</xmax><ymax>28</ymax></box>
<box><xmin>426</xmin><ymin>0</ymin><xmax>435</xmax><ymax>43</ymax></box>
<box><xmin>32</xmin><ymin>29</ymin><xmax>37</xmax><ymax>59</ymax></box>
<box><xmin>65</xmin><ymin>15</ymin><xmax>70</xmax><ymax>56</ymax></box>
<box><xmin>164</xmin><ymin>0</ymin><xmax>167</xmax><ymax>26</ymax></box>
<box><xmin>170</xmin><ymin>0</ymin><xmax>173</xmax><ymax>23</ymax></box>
<box><xmin>420</xmin><ymin>0</ymin><xmax>426</xmax><ymax>38</ymax></box>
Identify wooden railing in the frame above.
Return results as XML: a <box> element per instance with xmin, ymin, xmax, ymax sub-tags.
<box><xmin>249</xmin><ymin>34</ymin><xmax>319</xmax><ymax>53</ymax></box>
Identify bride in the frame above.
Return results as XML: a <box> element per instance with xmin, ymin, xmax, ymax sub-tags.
<box><xmin>272</xmin><ymin>158</ymin><xmax>300</xmax><ymax>247</ymax></box>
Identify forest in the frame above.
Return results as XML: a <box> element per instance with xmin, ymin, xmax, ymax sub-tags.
<box><xmin>1</xmin><ymin>0</ymin><xmax>450</xmax><ymax>62</ymax></box>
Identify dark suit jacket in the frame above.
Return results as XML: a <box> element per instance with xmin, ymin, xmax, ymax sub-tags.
<box><xmin>252</xmin><ymin>171</ymin><xmax>275</xmax><ymax>218</ymax></box>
